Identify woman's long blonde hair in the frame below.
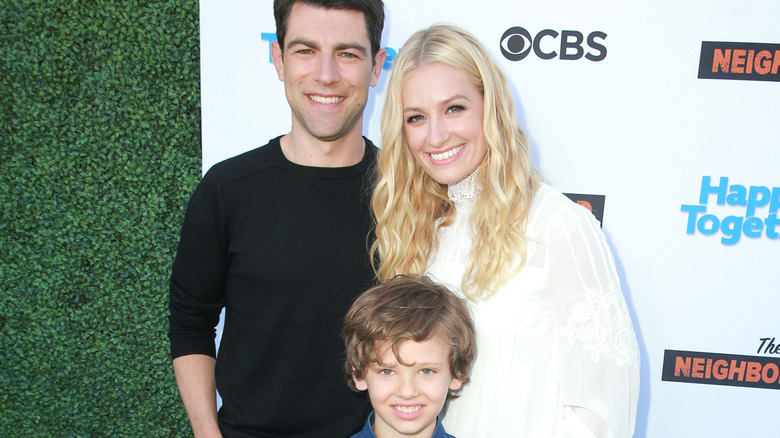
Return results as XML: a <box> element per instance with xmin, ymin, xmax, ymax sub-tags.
<box><xmin>371</xmin><ymin>24</ymin><xmax>540</xmax><ymax>300</ymax></box>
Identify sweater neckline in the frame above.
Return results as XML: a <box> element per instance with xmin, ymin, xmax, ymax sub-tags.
<box><xmin>270</xmin><ymin>135</ymin><xmax>375</xmax><ymax>178</ymax></box>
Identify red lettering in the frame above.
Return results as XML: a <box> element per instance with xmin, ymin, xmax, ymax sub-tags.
<box><xmin>731</xmin><ymin>49</ymin><xmax>747</xmax><ymax>73</ymax></box>
<box><xmin>729</xmin><ymin>360</ymin><xmax>747</xmax><ymax>381</ymax></box>
<box><xmin>713</xmin><ymin>359</ymin><xmax>729</xmax><ymax>380</ymax></box>
<box><xmin>705</xmin><ymin>358</ymin><xmax>712</xmax><ymax>379</ymax></box>
<box><xmin>755</xmin><ymin>50</ymin><xmax>772</xmax><ymax>74</ymax></box>
<box><xmin>692</xmin><ymin>357</ymin><xmax>705</xmax><ymax>378</ymax></box>
<box><xmin>746</xmin><ymin>50</ymin><xmax>755</xmax><ymax>74</ymax></box>
<box><xmin>772</xmin><ymin>50</ymin><xmax>780</xmax><ymax>74</ymax></box>
<box><xmin>675</xmin><ymin>356</ymin><xmax>692</xmax><ymax>377</ymax></box>
<box><xmin>746</xmin><ymin>361</ymin><xmax>762</xmax><ymax>382</ymax></box>
<box><xmin>762</xmin><ymin>363</ymin><xmax>779</xmax><ymax>384</ymax></box>
<box><xmin>712</xmin><ymin>49</ymin><xmax>731</xmax><ymax>73</ymax></box>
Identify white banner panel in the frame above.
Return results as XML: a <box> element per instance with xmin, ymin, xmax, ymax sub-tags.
<box><xmin>200</xmin><ymin>1</ymin><xmax>780</xmax><ymax>436</ymax></box>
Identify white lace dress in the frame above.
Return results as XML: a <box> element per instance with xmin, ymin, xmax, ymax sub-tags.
<box><xmin>434</xmin><ymin>177</ymin><xmax>639</xmax><ymax>438</ymax></box>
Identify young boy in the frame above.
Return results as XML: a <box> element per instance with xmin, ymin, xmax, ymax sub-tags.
<box><xmin>342</xmin><ymin>275</ymin><xmax>476</xmax><ymax>438</ymax></box>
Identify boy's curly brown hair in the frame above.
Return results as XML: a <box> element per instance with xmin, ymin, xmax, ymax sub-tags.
<box><xmin>341</xmin><ymin>275</ymin><xmax>476</xmax><ymax>396</ymax></box>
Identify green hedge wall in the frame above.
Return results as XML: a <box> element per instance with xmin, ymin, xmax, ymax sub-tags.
<box><xmin>1</xmin><ymin>1</ymin><xmax>200</xmax><ymax>435</ymax></box>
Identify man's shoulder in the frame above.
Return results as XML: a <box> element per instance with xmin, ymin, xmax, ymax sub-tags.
<box><xmin>203</xmin><ymin>136</ymin><xmax>283</xmax><ymax>185</ymax></box>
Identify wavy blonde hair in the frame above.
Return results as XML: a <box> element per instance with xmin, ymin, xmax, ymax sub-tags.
<box><xmin>370</xmin><ymin>24</ymin><xmax>540</xmax><ymax>299</ymax></box>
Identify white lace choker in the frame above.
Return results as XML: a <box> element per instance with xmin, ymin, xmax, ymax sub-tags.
<box><xmin>447</xmin><ymin>168</ymin><xmax>481</xmax><ymax>205</ymax></box>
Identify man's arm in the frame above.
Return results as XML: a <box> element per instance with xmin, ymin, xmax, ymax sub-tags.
<box><xmin>173</xmin><ymin>354</ymin><xmax>222</xmax><ymax>438</ymax></box>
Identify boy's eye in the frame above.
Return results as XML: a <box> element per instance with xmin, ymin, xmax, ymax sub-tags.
<box><xmin>379</xmin><ymin>369</ymin><xmax>394</xmax><ymax>376</ymax></box>
<box><xmin>420</xmin><ymin>368</ymin><xmax>434</xmax><ymax>375</ymax></box>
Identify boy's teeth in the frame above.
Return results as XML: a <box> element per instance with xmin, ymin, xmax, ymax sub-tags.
<box><xmin>395</xmin><ymin>405</ymin><xmax>421</xmax><ymax>413</ymax></box>
<box><xmin>431</xmin><ymin>145</ymin><xmax>463</xmax><ymax>161</ymax></box>
<box><xmin>310</xmin><ymin>95</ymin><xmax>344</xmax><ymax>104</ymax></box>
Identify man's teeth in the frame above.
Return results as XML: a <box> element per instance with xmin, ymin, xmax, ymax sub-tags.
<box><xmin>310</xmin><ymin>95</ymin><xmax>344</xmax><ymax>104</ymax></box>
<box><xmin>430</xmin><ymin>145</ymin><xmax>464</xmax><ymax>161</ymax></box>
<box><xmin>395</xmin><ymin>405</ymin><xmax>421</xmax><ymax>413</ymax></box>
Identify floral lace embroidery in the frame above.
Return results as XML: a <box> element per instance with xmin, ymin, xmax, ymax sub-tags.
<box><xmin>447</xmin><ymin>167</ymin><xmax>480</xmax><ymax>205</ymax></box>
<box><xmin>523</xmin><ymin>298</ymin><xmax>555</xmax><ymax>361</ymax></box>
<box><xmin>559</xmin><ymin>280</ymin><xmax>638</xmax><ymax>367</ymax></box>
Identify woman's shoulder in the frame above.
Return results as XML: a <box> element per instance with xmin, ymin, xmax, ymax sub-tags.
<box><xmin>531</xmin><ymin>183</ymin><xmax>577</xmax><ymax>215</ymax></box>
<box><xmin>528</xmin><ymin>183</ymin><xmax>598</xmax><ymax>231</ymax></box>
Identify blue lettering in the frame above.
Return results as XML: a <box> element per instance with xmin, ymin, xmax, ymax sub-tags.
<box><xmin>743</xmin><ymin>217</ymin><xmax>764</xmax><ymax>238</ymax></box>
<box><xmin>698</xmin><ymin>214</ymin><xmax>720</xmax><ymax>235</ymax></box>
<box><xmin>681</xmin><ymin>204</ymin><xmax>706</xmax><ymax>233</ymax></box>
<box><xmin>685</xmin><ymin>177</ymin><xmax>780</xmax><ymax>244</ymax></box>
<box><xmin>746</xmin><ymin>185</ymin><xmax>770</xmax><ymax>216</ymax></box>
<box><xmin>766</xmin><ymin>214</ymin><xmax>780</xmax><ymax>239</ymax></box>
<box><xmin>720</xmin><ymin>216</ymin><xmax>743</xmax><ymax>245</ymax></box>
<box><xmin>383</xmin><ymin>47</ymin><xmax>396</xmax><ymax>70</ymax></box>
<box><xmin>770</xmin><ymin>187</ymin><xmax>780</xmax><ymax>214</ymax></box>
<box><xmin>726</xmin><ymin>184</ymin><xmax>747</xmax><ymax>207</ymax></box>
<box><xmin>699</xmin><ymin>176</ymin><xmax>728</xmax><ymax>205</ymax></box>
<box><xmin>261</xmin><ymin>32</ymin><xmax>278</xmax><ymax>63</ymax></box>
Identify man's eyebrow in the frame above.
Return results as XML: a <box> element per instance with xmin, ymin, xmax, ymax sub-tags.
<box><xmin>286</xmin><ymin>38</ymin><xmax>319</xmax><ymax>50</ymax></box>
<box><xmin>286</xmin><ymin>39</ymin><xmax>368</xmax><ymax>57</ymax></box>
<box><xmin>335</xmin><ymin>42</ymin><xmax>368</xmax><ymax>56</ymax></box>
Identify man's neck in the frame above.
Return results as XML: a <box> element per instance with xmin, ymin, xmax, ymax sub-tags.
<box><xmin>279</xmin><ymin>129</ymin><xmax>366</xmax><ymax>168</ymax></box>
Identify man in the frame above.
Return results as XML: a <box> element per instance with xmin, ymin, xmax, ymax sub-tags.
<box><xmin>168</xmin><ymin>1</ymin><xmax>386</xmax><ymax>436</ymax></box>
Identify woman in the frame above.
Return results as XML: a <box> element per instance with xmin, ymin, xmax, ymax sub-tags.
<box><xmin>371</xmin><ymin>24</ymin><xmax>639</xmax><ymax>437</ymax></box>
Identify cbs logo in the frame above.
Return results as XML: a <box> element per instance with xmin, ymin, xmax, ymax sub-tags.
<box><xmin>500</xmin><ymin>27</ymin><xmax>607</xmax><ymax>62</ymax></box>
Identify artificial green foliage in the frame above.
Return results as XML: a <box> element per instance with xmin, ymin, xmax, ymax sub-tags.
<box><xmin>1</xmin><ymin>1</ymin><xmax>200</xmax><ymax>435</ymax></box>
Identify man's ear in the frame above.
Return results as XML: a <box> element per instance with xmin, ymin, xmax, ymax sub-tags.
<box><xmin>271</xmin><ymin>41</ymin><xmax>284</xmax><ymax>81</ymax></box>
<box><xmin>369</xmin><ymin>48</ymin><xmax>387</xmax><ymax>87</ymax></box>
<box><xmin>353</xmin><ymin>375</ymin><xmax>368</xmax><ymax>391</ymax></box>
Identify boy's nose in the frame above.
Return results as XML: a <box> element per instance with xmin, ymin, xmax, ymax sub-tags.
<box><xmin>397</xmin><ymin>375</ymin><xmax>419</xmax><ymax>398</ymax></box>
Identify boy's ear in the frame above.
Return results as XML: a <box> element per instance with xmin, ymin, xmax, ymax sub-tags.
<box><xmin>448</xmin><ymin>377</ymin><xmax>463</xmax><ymax>391</ymax></box>
<box><xmin>353</xmin><ymin>375</ymin><xmax>368</xmax><ymax>391</ymax></box>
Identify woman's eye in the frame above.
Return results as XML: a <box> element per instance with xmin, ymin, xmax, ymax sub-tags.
<box><xmin>406</xmin><ymin>115</ymin><xmax>424</xmax><ymax>123</ymax></box>
<box><xmin>447</xmin><ymin>105</ymin><xmax>465</xmax><ymax>113</ymax></box>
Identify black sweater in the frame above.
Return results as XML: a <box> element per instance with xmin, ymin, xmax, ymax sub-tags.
<box><xmin>169</xmin><ymin>136</ymin><xmax>375</xmax><ymax>437</ymax></box>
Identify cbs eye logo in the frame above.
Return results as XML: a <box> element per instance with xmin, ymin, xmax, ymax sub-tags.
<box><xmin>500</xmin><ymin>27</ymin><xmax>607</xmax><ymax>62</ymax></box>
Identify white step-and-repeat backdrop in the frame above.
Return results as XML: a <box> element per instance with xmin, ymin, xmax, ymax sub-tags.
<box><xmin>200</xmin><ymin>1</ymin><xmax>779</xmax><ymax>436</ymax></box>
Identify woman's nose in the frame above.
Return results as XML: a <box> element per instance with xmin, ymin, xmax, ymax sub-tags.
<box><xmin>427</xmin><ymin>117</ymin><xmax>450</xmax><ymax>148</ymax></box>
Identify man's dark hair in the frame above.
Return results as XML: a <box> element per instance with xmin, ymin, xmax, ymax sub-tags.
<box><xmin>273</xmin><ymin>0</ymin><xmax>385</xmax><ymax>57</ymax></box>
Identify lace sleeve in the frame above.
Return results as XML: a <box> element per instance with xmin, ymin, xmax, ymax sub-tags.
<box><xmin>541</xmin><ymin>195</ymin><xmax>639</xmax><ymax>438</ymax></box>
<box><xmin>560</xmin><ymin>279</ymin><xmax>637</xmax><ymax>367</ymax></box>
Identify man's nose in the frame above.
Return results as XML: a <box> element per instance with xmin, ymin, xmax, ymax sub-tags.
<box><xmin>314</xmin><ymin>54</ymin><xmax>340</xmax><ymax>85</ymax></box>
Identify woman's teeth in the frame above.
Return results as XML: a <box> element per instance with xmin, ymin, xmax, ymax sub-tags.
<box><xmin>430</xmin><ymin>145</ymin><xmax>463</xmax><ymax>161</ymax></box>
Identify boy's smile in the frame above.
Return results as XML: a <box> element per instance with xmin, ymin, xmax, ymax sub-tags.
<box><xmin>354</xmin><ymin>336</ymin><xmax>463</xmax><ymax>438</ymax></box>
